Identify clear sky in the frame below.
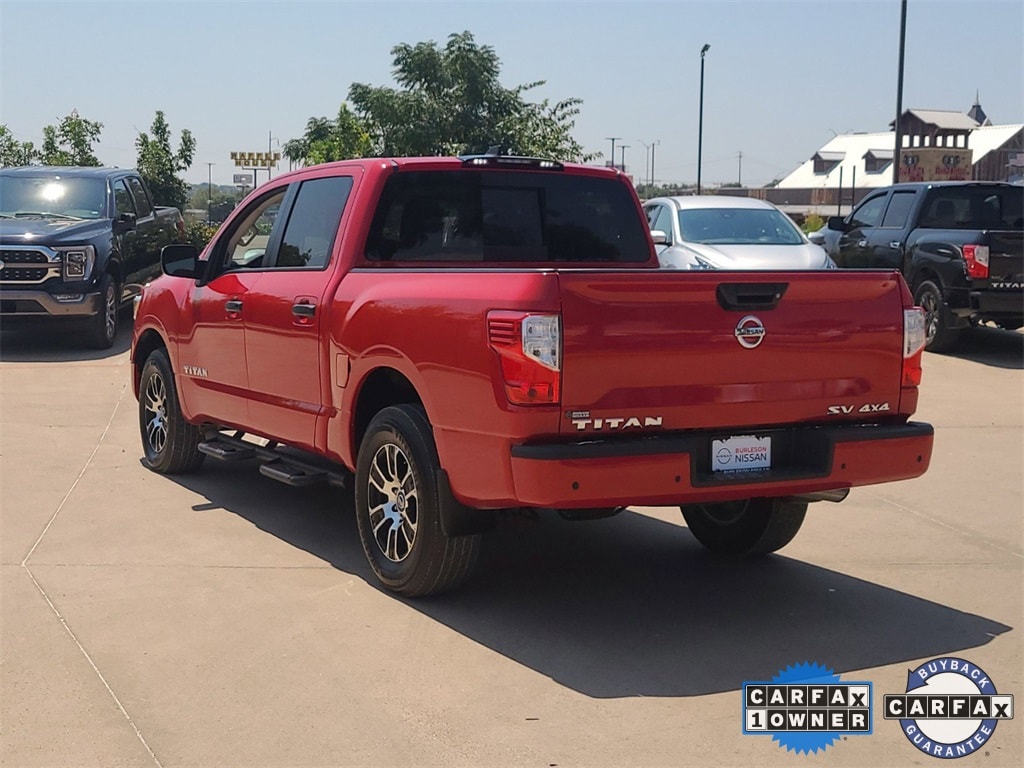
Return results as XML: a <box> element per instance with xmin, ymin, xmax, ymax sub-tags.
<box><xmin>1</xmin><ymin>0</ymin><xmax>1021</xmax><ymax>189</ymax></box>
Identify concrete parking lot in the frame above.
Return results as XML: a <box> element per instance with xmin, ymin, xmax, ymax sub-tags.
<box><xmin>2</xmin><ymin>323</ymin><xmax>1021</xmax><ymax>767</ymax></box>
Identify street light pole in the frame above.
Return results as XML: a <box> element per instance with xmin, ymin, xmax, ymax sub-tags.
<box><xmin>619</xmin><ymin>144</ymin><xmax>630</xmax><ymax>175</ymax></box>
<box><xmin>893</xmin><ymin>0</ymin><xmax>908</xmax><ymax>183</ymax></box>
<box><xmin>206</xmin><ymin>162</ymin><xmax>215</xmax><ymax>223</ymax></box>
<box><xmin>697</xmin><ymin>43</ymin><xmax>710</xmax><ymax>194</ymax></box>
<box><xmin>605</xmin><ymin>137</ymin><xmax>621</xmax><ymax>170</ymax></box>
<box><xmin>638</xmin><ymin>140</ymin><xmax>651</xmax><ymax>192</ymax></box>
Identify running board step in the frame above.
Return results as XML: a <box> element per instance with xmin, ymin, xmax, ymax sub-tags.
<box><xmin>197</xmin><ymin>431</ymin><xmax>350</xmax><ymax>489</ymax></box>
<box><xmin>198</xmin><ymin>441</ymin><xmax>256</xmax><ymax>462</ymax></box>
<box><xmin>259</xmin><ymin>460</ymin><xmax>325</xmax><ymax>488</ymax></box>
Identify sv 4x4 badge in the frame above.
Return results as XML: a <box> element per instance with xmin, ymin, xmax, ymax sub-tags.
<box><xmin>828</xmin><ymin>402</ymin><xmax>890</xmax><ymax>415</ymax></box>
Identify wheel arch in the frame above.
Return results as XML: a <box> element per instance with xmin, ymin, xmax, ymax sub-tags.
<box><xmin>350</xmin><ymin>366</ymin><xmax>425</xmax><ymax>460</ymax></box>
<box><xmin>910</xmin><ymin>265</ymin><xmax>944</xmax><ymax>294</ymax></box>
<box><xmin>132</xmin><ymin>329</ymin><xmax>169</xmax><ymax>398</ymax></box>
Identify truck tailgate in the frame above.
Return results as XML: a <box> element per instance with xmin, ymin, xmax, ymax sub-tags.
<box><xmin>986</xmin><ymin>230</ymin><xmax>1024</xmax><ymax>286</ymax></box>
<box><xmin>558</xmin><ymin>270</ymin><xmax>907</xmax><ymax>435</ymax></box>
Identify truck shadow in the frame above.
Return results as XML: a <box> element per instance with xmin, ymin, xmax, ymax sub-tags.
<box><xmin>172</xmin><ymin>466</ymin><xmax>1012</xmax><ymax>699</ymax></box>
<box><xmin>0</xmin><ymin>321</ymin><xmax>132</xmax><ymax>362</ymax></box>
<box><xmin>939</xmin><ymin>325</ymin><xmax>1023</xmax><ymax>369</ymax></box>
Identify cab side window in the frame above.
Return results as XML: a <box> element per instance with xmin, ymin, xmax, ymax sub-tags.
<box><xmin>114</xmin><ymin>180</ymin><xmax>135</xmax><ymax>217</ymax></box>
<box><xmin>849</xmin><ymin>194</ymin><xmax>888</xmax><ymax>229</ymax></box>
<box><xmin>273</xmin><ymin>176</ymin><xmax>352</xmax><ymax>269</ymax></box>
<box><xmin>215</xmin><ymin>189</ymin><xmax>287</xmax><ymax>272</ymax></box>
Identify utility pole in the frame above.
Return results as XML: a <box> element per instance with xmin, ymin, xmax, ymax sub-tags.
<box><xmin>605</xmin><ymin>137</ymin><xmax>621</xmax><ymax>170</ymax></box>
<box><xmin>619</xmin><ymin>145</ymin><xmax>630</xmax><ymax>175</ymax></box>
<box><xmin>737</xmin><ymin>151</ymin><xmax>743</xmax><ymax>186</ymax></box>
<box><xmin>206</xmin><ymin>162</ymin><xmax>215</xmax><ymax>223</ymax></box>
<box><xmin>651</xmin><ymin>140</ymin><xmax>659</xmax><ymax>189</ymax></box>
<box><xmin>268</xmin><ymin>130</ymin><xmax>280</xmax><ymax>180</ymax></box>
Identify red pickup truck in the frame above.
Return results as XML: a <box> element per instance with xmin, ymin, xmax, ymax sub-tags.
<box><xmin>132</xmin><ymin>152</ymin><xmax>934</xmax><ymax>595</ymax></box>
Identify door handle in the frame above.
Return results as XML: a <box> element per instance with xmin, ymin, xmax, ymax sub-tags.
<box><xmin>292</xmin><ymin>303</ymin><xmax>316</xmax><ymax>318</ymax></box>
<box><xmin>889</xmin><ymin>241</ymin><xmax>902</xmax><ymax>249</ymax></box>
<box><xmin>225</xmin><ymin>299</ymin><xmax>243</xmax><ymax>313</ymax></box>
<box><xmin>857</xmin><ymin>239</ymin><xmax>868</xmax><ymax>248</ymax></box>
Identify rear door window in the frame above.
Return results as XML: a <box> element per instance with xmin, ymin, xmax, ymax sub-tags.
<box><xmin>274</xmin><ymin>176</ymin><xmax>352</xmax><ymax>269</ymax></box>
<box><xmin>365</xmin><ymin>170</ymin><xmax>650</xmax><ymax>263</ymax></box>
<box><xmin>880</xmin><ymin>191</ymin><xmax>916</xmax><ymax>228</ymax></box>
<box><xmin>126</xmin><ymin>176</ymin><xmax>152</xmax><ymax>218</ymax></box>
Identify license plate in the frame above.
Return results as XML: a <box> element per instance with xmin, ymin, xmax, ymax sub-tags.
<box><xmin>712</xmin><ymin>435</ymin><xmax>772</xmax><ymax>473</ymax></box>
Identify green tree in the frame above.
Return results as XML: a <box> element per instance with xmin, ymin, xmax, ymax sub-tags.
<box><xmin>136</xmin><ymin>111</ymin><xmax>196</xmax><ymax>211</ymax></box>
<box><xmin>282</xmin><ymin>104</ymin><xmax>373</xmax><ymax>167</ymax></box>
<box><xmin>347</xmin><ymin>31</ymin><xmax>593</xmax><ymax>161</ymax></box>
<box><xmin>188</xmin><ymin>183</ymin><xmax>244</xmax><ymax>224</ymax></box>
<box><xmin>39</xmin><ymin>110</ymin><xmax>102</xmax><ymax>166</ymax></box>
<box><xmin>0</xmin><ymin>125</ymin><xmax>37</xmax><ymax>167</ymax></box>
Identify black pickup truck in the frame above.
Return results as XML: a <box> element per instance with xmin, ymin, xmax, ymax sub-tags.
<box><xmin>825</xmin><ymin>181</ymin><xmax>1023</xmax><ymax>351</ymax></box>
<box><xmin>0</xmin><ymin>166</ymin><xmax>183</xmax><ymax>348</ymax></box>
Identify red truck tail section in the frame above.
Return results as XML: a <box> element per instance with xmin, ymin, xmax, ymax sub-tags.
<box><xmin>557</xmin><ymin>270</ymin><xmax>912</xmax><ymax>435</ymax></box>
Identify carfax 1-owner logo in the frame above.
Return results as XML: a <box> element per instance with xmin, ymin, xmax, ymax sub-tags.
<box><xmin>742</xmin><ymin>662</ymin><xmax>872</xmax><ymax>754</ymax></box>
<box><xmin>885</xmin><ymin>657</ymin><xmax>1014</xmax><ymax>759</ymax></box>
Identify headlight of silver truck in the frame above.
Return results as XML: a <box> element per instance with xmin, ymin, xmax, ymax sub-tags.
<box><xmin>57</xmin><ymin>245</ymin><xmax>96</xmax><ymax>281</ymax></box>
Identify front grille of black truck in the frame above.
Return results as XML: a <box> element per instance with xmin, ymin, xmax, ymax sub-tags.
<box><xmin>0</xmin><ymin>247</ymin><xmax>62</xmax><ymax>284</ymax></box>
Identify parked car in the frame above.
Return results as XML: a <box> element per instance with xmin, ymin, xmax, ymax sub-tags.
<box><xmin>643</xmin><ymin>196</ymin><xmax>835</xmax><ymax>270</ymax></box>
<box><xmin>0</xmin><ymin>167</ymin><xmax>184</xmax><ymax>348</ymax></box>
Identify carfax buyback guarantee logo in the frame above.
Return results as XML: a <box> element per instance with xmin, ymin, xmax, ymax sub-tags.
<box><xmin>742</xmin><ymin>662</ymin><xmax>872</xmax><ymax>754</ymax></box>
<box><xmin>885</xmin><ymin>657</ymin><xmax>1014</xmax><ymax>759</ymax></box>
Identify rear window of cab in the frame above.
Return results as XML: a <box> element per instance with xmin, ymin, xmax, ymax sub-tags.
<box><xmin>364</xmin><ymin>170</ymin><xmax>650</xmax><ymax>264</ymax></box>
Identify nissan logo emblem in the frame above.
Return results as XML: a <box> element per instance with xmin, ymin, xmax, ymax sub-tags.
<box><xmin>735</xmin><ymin>315</ymin><xmax>766</xmax><ymax>349</ymax></box>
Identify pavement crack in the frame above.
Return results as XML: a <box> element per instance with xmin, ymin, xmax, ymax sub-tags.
<box><xmin>21</xmin><ymin>381</ymin><xmax>128</xmax><ymax>567</ymax></box>
<box><xmin>17</xmin><ymin>381</ymin><xmax>161</xmax><ymax>765</ymax></box>
<box><xmin>21</xmin><ymin>565</ymin><xmax>164</xmax><ymax>767</ymax></box>
<box><xmin>860</xmin><ymin>488</ymin><xmax>1024</xmax><ymax>559</ymax></box>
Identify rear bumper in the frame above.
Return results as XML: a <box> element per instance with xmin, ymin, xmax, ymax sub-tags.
<box><xmin>508</xmin><ymin>421</ymin><xmax>933</xmax><ymax>508</ymax></box>
<box><xmin>969</xmin><ymin>290</ymin><xmax>1023</xmax><ymax>323</ymax></box>
<box><xmin>948</xmin><ymin>286</ymin><xmax>1023</xmax><ymax>323</ymax></box>
<box><xmin>0</xmin><ymin>289</ymin><xmax>102</xmax><ymax>318</ymax></box>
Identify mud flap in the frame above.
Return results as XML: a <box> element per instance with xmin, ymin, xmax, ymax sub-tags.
<box><xmin>437</xmin><ymin>469</ymin><xmax>496</xmax><ymax>537</ymax></box>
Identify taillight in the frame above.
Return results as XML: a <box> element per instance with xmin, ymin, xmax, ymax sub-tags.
<box><xmin>903</xmin><ymin>307</ymin><xmax>926</xmax><ymax>386</ymax></box>
<box><xmin>488</xmin><ymin>311</ymin><xmax>561</xmax><ymax>405</ymax></box>
<box><xmin>963</xmin><ymin>244</ymin><xmax>989</xmax><ymax>279</ymax></box>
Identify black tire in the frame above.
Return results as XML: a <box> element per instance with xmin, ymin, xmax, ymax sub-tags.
<box><xmin>355</xmin><ymin>405</ymin><xmax>480</xmax><ymax>596</ymax></box>
<box><xmin>139</xmin><ymin>349</ymin><xmax>205</xmax><ymax>474</ymax></box>
<box><xmin>681</xmin><ymin>498</ymin><xmax>807</xmax><ymax>555</ymax></box>
<box><xmin>913</xmin><ymin>279</ymin><xmax>961</xmax><ymax>353</ymax></box>
<box><xmin>83</xmin><ymin>273</ymin><xmax>119</xmax><ymax>350</ymax></box>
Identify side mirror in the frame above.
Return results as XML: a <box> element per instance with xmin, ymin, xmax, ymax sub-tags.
<box><xmin>826</xmin><ymin>216</ymin><xmax>848</xmax><ymax>232</ymax></box>
<box><xmin>807</xmin><ymin>231</ymin><xmax>826</xmax><ymax>245</ymax></box>
<box><xmin>113</xmin><ymin>211</ymin><xmax>137</xmax><ymax>234</ymax></box>
<box><xmin>161</xmin><ymin>243</ymin><xmax>200</xmax><ymax>279</ymax></box>
<box><xmin>650</xmin><ymin>229</ymin><xmax>668</xmax><ymax>245</ymax></box>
